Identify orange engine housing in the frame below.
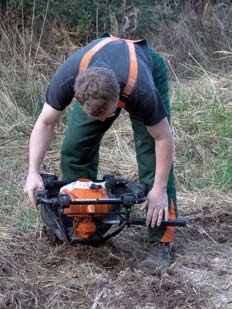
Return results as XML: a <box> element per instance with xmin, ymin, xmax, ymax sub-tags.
<box><xmin>60</xmin><ymin>179</ymin><xmax>109</xmax><ymax>239</ymax></box>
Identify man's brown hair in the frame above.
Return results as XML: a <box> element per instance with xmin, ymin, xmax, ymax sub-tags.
<box><xmin>74</xmin><ymin>67</ymin><xmax>120</xmax><ymax>116</ymax></box>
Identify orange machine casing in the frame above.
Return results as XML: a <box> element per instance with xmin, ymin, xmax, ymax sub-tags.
<box><xmin>60</xmin><ymin>179</ymin><xmax>109</xmax><ymax>238</ymax></box>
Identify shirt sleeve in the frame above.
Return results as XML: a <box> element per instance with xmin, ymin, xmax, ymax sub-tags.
<box><xmin>45</xmin><ymin>65</ymin><xmax>75</xmax><ymax>111</ymax></box>
<box><xmin>132</xmin><ymin>88</ymin><xmax>168</xmax><ymax>126</ymax></box>
<box><xmin>45</xmin><ymin>75</ymin><xmax>75</xmax><ymax>111</ymax></box>
<box><xmin>44</xmin><ymin>52</ymin><xmax>81</xmax><ymax>110</ymax></box>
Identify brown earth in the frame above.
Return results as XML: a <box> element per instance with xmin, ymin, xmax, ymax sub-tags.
<box><xmin>0</xmin><ymin>193</ymin><xmax>231</xmax><ymax>309</ymax></box>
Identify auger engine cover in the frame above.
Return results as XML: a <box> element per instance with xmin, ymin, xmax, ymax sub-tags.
<box><xmin>60</xmin><ymin>179</ymin><xmax>109</xmax><ymax>238</ymax></box>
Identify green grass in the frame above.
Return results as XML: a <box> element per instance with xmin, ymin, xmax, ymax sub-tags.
<box><xmin>172</xmin><ymin>77</ymin><xmax>231</xmax><ymax>191</ymax></box>
<box><xmin>0</xmin><ymin>176</ymin><xmax>40</xmax><ymax>229</ymax></box>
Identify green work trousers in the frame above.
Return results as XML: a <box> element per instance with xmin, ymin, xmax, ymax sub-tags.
<box><xmin>61</xmin><ymin>49</ymin><xmax>178</xmax><ymax>243</ymax></box>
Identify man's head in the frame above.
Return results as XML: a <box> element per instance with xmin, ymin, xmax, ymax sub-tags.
<box><xmin>74</xmin><ymin>67</ymin><xmax>120</xmax><ymax>121</ymax></box>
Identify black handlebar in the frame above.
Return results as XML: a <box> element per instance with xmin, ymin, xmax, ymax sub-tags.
<box><xmin>35</xmin><ymin>189</ymin><xmax>145</xmax><ymax>208</ymax></box>
<box><xmin>35</xmin><ymin>189</ymin><xmax>187</xmax><ymax>227</ymax></box>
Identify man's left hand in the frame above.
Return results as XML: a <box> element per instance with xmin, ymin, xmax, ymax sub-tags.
<box><xmin>140</xmin><ymin>188</ymin><xmax>169</xmax><ymax>227</ymax></box>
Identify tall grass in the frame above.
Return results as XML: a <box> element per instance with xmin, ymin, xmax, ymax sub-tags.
<box><xmin>171</xmin><ymin>72</ymin><xmax>231</xmax><ymax>191</ymax></box>
<box><xmin>0</xmin><ymin>18</ymin><xmax>54</xmax><ymax>229</ymax></box>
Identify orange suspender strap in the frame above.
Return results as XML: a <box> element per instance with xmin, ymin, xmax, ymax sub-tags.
<box><xmin>118</xmin><ymin>40</ymin><xmax>138</xmax><ymax>108</ymax></box>
<box><xmin>78</xmin><ymin>36</ymin><xmax>139</xmax><ymax>109</ymax></box>
<box><xmin>79</xmin><ymin>37</ymin><xmax>120</xmax><ymax>73</ymax></box>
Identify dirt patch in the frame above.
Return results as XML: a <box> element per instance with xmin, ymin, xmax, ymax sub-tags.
<box><xmin>0</xmin><ymin>194</ymin><xmax>231</xmax><ymax>309</ymax></box>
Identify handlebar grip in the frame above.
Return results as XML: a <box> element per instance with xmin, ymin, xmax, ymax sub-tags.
<box><xmin>34</xmin><ymin>188</ymin><xmax>46</xmax><ymax>204</ymax></box>
<box><xmin>160</xmin><ymin>219</ymin><xmax>187</xmax><ymax>227</ymax></box>
<box><xmin>128</xmin><ymin>218</ymin><xmax>187</xmax><ymax>227</ymax></box>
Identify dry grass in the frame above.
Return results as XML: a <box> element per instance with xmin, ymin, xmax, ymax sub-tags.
<box><xmin>0</xmin><ymin>5</ymin><xmax>231</xmax><ymax>308</ymax></box>
<box><xmin>148</xmin><ymin>2</ymin><xmax>232</xmax><ymax>76</ymax></box>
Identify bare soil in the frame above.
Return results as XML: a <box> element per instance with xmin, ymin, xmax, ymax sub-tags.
<box><xmin>0</xmin><ymin>193</ymin><xmax>231</xmax><ymax>309</ymax></box>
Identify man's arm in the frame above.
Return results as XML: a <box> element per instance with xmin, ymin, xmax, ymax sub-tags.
<box><xmin>24</xmin><ymin>103</ymin><xmax>62</xmax><ymax>206</ymax></box>
<box><xmin>140</xmin><ymin>117</ymin><xmax>174</xmax><ymax>227</ymax></box>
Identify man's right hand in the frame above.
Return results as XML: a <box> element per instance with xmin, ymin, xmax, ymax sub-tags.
<box><xmin>24</xmin><ymin>172</ymin><xmax>44</xmax><ymax>208</ymax></box>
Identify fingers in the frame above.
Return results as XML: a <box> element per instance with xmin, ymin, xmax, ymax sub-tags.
<box><xmin>156</xmin><ymin>209</ymin><xmax>164</xmax><ymax>227</ymax></box>
<box><xmin>141</xmin><ymin>197</ymin><xmax>169</xmax><ymax>227</ymax></box>
<box><xmin>25</xmin><ymin>186</ymin><xmax>38</xmax><ymax>208</ymax></box>
<box><xmin>156</xmin><ymin>207</ymin><xmax>169</xmax><ymax>226</ymax></box>
<box><xmin>24</xmin><ymin>174</ymin><xmax>44</xmax><ymax>209</ymax></box>
<box><xmin>29</xmin><ymin>190</ymin><xmax>38</xmax><ymax>208</ymax></box>
<box><xmin>150</xmin><ymin>208</ymin><xmax>159</xmax><ymax>227</ymax></box>
<box><xmin>33</xmin><ymin>182</ymin><xmax>45</xmax><ymax>209</ymax></box>
<box><xmin>140</xmin><ymin>199</ymin><xmax>148</xmax><ymax>211</ymax></box>
<box><xmin>141</xmin><ymin>199</ymin><xmax>161</xmax><ymax>227</ymax></box>
<box><xmin>146</xmin><ymin>206</ymin><xmax>155</xmax><ymax>226</ymax></box>
<box><xmin>164</xmin><ymin>207</ymin><xmax>169</xmax><ymax>221</ymax></box>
